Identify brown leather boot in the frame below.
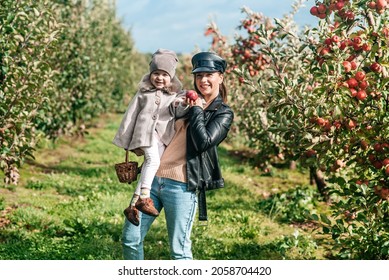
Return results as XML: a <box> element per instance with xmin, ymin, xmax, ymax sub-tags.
<box><xmin>123</xmin><ymin>205</ymin><xmax>139</xmax><ymax>226</ymax></box>
<box><xmin>135</xmin><ymin>197</ymin><xmax>159</xmax><ymax>217</ymax></box>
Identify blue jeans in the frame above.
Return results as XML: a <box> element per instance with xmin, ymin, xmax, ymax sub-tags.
<box><xmin>122</xmin><ymin>176</ymin><xmax>197</xmax><ymax>260</ymax></box>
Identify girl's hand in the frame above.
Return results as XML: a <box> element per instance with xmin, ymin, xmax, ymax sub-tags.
<box><xmin>173</xmin><ymin>96</ymin><xmax>186</xmax><ymax>107</ymax></box>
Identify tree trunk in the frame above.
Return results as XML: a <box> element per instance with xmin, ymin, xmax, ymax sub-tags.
<box><xmin>309</xmin><ymin>166</ymin><xmax>328</xmax><ymax>201</ymax></box>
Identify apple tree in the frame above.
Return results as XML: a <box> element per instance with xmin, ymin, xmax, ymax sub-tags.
<box><xmin>0</xmin><ymin>0</ymin><xmax>60</xmax><ymax>185</ymax></box>
<box><xmin>0</xmin><ymin>0</ymin><xmax>143</xmax><ymax>185</ymax></box>
<box><xmin>305</xmin><ymin>0</ymin><xmax>389</xmax><ymax>260</ymax></box>
<box><xmin>207</xmin><ymin>0</ymin><xmax>389</xmax><ymax>258</ymax></box>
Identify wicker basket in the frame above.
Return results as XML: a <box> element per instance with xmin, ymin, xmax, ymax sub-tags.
<box><xmin>114</xmin><ymin>150</ymin><xmax>138</xmax><ymax>183</ymax></box>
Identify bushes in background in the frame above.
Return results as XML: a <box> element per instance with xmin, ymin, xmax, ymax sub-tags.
<box><xmin>0</xmin><ymin>0</ymin><xmax>147</xmax><ymax>184</ymax></box>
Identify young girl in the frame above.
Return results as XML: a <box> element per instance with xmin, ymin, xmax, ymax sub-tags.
<box><xmin>113</xmin><ymin>49</ymin><xmax>186</xmax><ymax>226</ymax></box>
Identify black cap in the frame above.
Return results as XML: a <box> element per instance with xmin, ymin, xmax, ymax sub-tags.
<box><xmin>191</xmin><ymin>52</ymin><xmax>227</xmax><ymax>74</ymax></box>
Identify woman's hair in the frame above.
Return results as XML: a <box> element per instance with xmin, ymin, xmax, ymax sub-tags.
<box><xmin>219</xmin><ymin>81</ymin><xmax>228</xmax><ymax>103</ymax></box>
<box><xmin>193</xmin><ymin>72</ymin><xmax>228</xmax><ymax>103</ymax></box>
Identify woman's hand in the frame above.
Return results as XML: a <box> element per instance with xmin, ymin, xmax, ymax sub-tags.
<box><xmin>186</xmin><ymin>97</ymin><xmax>203</xmax><ymax>108</ymax></box>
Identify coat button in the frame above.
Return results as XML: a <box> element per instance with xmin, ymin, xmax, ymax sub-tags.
<box><xmin>152</xmin><ymin>115</ymin><xmax>157</xmax><ymax>120</ymax></box>
<box><xmin>155</xmin><ymin>100</ymin><xmax>160</xmax><ymax>105</ymax></box>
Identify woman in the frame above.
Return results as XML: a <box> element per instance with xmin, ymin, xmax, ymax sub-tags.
<box><xmin>122</xmin><ymin>51</ymin><xmax>234</xmax><ymax>260</ymax></box>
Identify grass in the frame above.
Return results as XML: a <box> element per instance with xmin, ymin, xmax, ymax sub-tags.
<box><xmin>0</xmin><ymin>113</ymin><xmax>331</xmax><ymax>260</ymax></box>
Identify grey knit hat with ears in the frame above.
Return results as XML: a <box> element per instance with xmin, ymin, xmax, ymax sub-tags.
<box><xmin>149</xmin><ymin>49</ymin><xmax>179</xmax><ymax>78</ymax></box>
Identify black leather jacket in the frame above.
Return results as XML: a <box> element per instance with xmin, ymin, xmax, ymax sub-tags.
<box><xmin>186</xmin><ymin>95</ymin><xmax>234</xmax><ymax>193</ymax></box>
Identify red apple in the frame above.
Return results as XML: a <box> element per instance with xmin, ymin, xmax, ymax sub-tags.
<box><xmin>362</xmin><ymin>43</ymin><xmax>371</xmax><ymax>51</ymax></box>
<box><xmin>320</xmin><ymin>47</ymin><xmax>330</xmax><ymax>56</ymax></box>
<box><xmin>347</xmin><ymin>54</ymin><xmax>356</xmax><ymax>61</ymax></box>
<box><xmin>345</xmin><ymin>11</ymin><xmax>355</xmax><ymax>20</ymax></box>
<box><xmin>380</xmin><ymin>188</ymin><xmax>389</xmax><ymax>199</ymax></box>
<box><xmin>368</xmin><ymin>1</ymin><xmax>376</xmax><ymax>9</ymax></box>
<box><xmin>333</xmin><ymin>120</ymin><xmax>342</xmax><ymax>129</ymax></box>
<box><xmin>343</xmin><ymin>61</ymin><xmax>352</xmax><ymax>72</ymax></box>
<box><xmin>306</xmin><ymin>149</ymin><xmax>317</xmax><ymax>157</ymax></box>
<box><xmin>336</xmin><ymin>1</ymin><xmax>345</xmax><ymax>10</ymax></box>
<box><xmin>186</xmin><ymin>90</ymin><xmax>198</xmax><ymax>101</ymax></box>
<box><xmin>316</xmin><ymin>117</ymin><xmax>326</xmax><ymax>126</ymax></box>
<box><xmin>370</xmin><ymin>62</ymin><xmax>382</xmax><ymax>72</ymax></box>
<box><xmin>310</xmin><ymin>6</ymin><xmax>319</xmax><ymax>16</ymax></box>
<box><xmin>347</xmin><ymin>78</ymin><xmax>358</xmax><ymax>88</ymax></box>
<box><xmin>360</xmin><ymin>140</ymin><xmax>369</xmax><ymax>150</ymax></box>
<box><xmin>317</xmin><ymin>4</ymin><xmax>327</xmax><ymax>14</ymax></box>
<box><xmin>355</xmin><ymin>71</ymin><xmax>366</xmax><ymax>81</ymax></box>
<box><xmin>383</xmin><ymin>27</ymin><xmax>389</xmax><ymax>37</ymax></box>
<box><xmin>331</xmin><ymin>35</ymin><xmax>340</xmax><ymax>43</ymax></box>
<box><xmin>243</xmin><ymin>49</ymin><xmax>251</xmax><ymax>59</ymax></box>
<box><xmin>353</xmin><ymin>36</ymin><xmax>362</xmax><ymax>45</ymax></box>
<box><xmin>374</xmin><ymin>143</ymin><xmax>382</xmax><ymax>152</ymax></box>
<box><xmin>359</xmin><ymin>80</ymin><xmax>369</xmax><ymax>89</ymax></box>
<box><xmin>317</xmin><ymin>13</ymin><xmax>327</xmax><ymax>19</ymax></box>
<box><xmin>377</xmin><ymin>0</ymin><xmax>388</xmax><ymax>10</ymax></box>
<box><xmin>324</xmin><ymin>38</ymin><xmax>332</xmax><ymax>45</ymax></box>
<box><xmin>339</xmin><ymin>41</ymin><xmax>348</xmax><ymax>50</ymax></box>
<box><xmin>373</xmin><ymin>161</ymin><xmax>383</xmax><ymax>169</ymax></box>
<box><xmin>356</xmin><ymin>90</ymin><xmax>367</xmax><ymax>100</ymax></box>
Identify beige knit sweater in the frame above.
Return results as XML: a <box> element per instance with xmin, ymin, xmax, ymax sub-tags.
<box><xmin>156</xmin><ymin>118</ymin><xmax>188</xmax><ymax>183</ymax></box>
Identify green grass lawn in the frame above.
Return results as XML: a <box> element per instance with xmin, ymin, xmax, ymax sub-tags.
<box><xmin>0</xmin><ymin>114</ymin><xmax>331</xmax><ymax>260</ymax></box>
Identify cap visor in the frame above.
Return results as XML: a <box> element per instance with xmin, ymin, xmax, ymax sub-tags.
<box><xmin>192</xmin><ymin>67</ymin><xmax>218</xmax><ymax>73</ymax></box>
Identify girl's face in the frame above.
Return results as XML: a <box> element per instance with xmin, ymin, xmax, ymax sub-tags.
<box><xmin>194</xmin><ymin>72</ymin><xmax>223</xmax><ymax>101</ymax></box>
<box><xmin>150</xmin><ymin>70</ymin><xmax>172</xmax><ymax>89</ymax></box>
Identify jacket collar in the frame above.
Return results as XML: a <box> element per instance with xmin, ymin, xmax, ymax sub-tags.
<box><xmin>138</xmin><ymin>74</ymin><xmax>182</xmax><ymax>94</ymax></box>
<box><xmin>204</xmin><ymin>94</ymin><xmax>223</xmax><ymax>111</ymax></box>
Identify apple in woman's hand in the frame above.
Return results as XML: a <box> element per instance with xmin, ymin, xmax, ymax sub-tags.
<box><xmin>186</xmin><ymin>90</ymin><xmax>198</xmax><ymax>101</ymax></box>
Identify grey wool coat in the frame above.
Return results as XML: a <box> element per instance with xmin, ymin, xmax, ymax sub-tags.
<box><xmin>112</xmin><ymin>74</ymin><xmax>186</xmax><ymax>154</ymax></box>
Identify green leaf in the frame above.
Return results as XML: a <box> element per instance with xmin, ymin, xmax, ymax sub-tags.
<box><xmin>298</xmin><ymin>44</ymin><xmax>307</xmax><ymax>53</ymax></box>
<box><xmin>320</xmin><ymin>213</ymin><xmax>331</xmax><ymax>225</ymax></box>
<box><xmin>258</xmin><ymin>37</ymin><xmax>268</xmax><ymax>45</ymax></box>
<box><xmin>14</xmin><ymin>34</ymin><xmax>24</xmax><ymax>42</ymax></box>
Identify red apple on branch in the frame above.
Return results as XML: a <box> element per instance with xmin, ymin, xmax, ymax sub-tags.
<box><xmin>377</xmin><ymin>0</ymin><xmax>388</xmax><ymax>10</ymax></box>
<box><xmin>356</xmin><ymin>90</ymin><xmax>367</xmax><ymax>101</ymax></box>
<box><xmin>359</xmin><ymin>80</ymin><xmax>369</xmax><ymax>89</ymax></box>
<box><xmin>370</xmin><ymin>62</ymin><xmax>382</xmax><ymax>72</ymax></box>
<box><xmin>343</xmin><ymin>61</ymin><xmax>352</xmax><ymax>72</ymax></box>
<box><xmin>355</xmin><ymin>71</ymin><xmax>366</xmax><ymax>81</ymax></box>
<box><xmin>347</xmin><ymin>78</ymin><xmax>358</xmax><ymax>88</ymax></box>
<box><xmin>317</xmin><ymin>4</ymin><xmax>327</xmax><ymax>14</ymax></box>
<box><xmin>368</xmin><ymin>1</ymin><xmax>376</xmax><ymax>9</ymax></box>
<box><xmin>310</xmin><ymin>6</ymin><xmax>319</xmax><ymax>16</ymax></box>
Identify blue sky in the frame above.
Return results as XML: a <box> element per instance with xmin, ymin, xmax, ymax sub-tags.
<box><xmin>115</xmin><ymin>0</ymin><xmax>317</xmax><ymax>54</ymax></box>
